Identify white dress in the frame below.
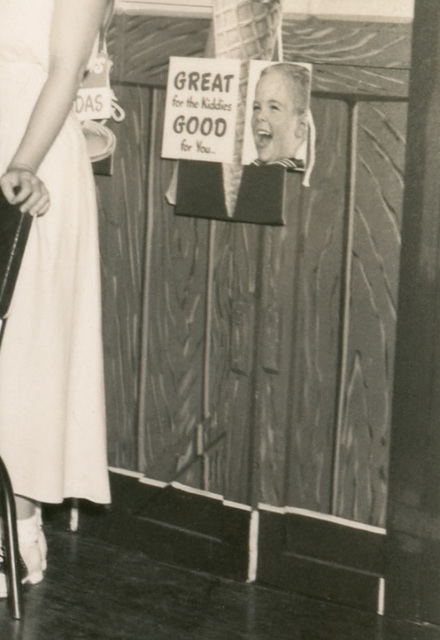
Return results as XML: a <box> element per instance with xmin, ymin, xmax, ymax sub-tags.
<box><xmin>0</xmin><ymin>0</ymin><xmax>111</xmax><ymax>504</ymax></box>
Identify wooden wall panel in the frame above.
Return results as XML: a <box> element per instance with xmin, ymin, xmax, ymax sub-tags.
<box><xmin>254</xmin><ymin>204</ymin><xmax>302</xmax><ymax>507</ymax></box>
<box><xmin>110</xmin><ymin>15</ymin><xmax>210</xmax><ymax>85</ymax></box>
<box><xmin>123</xmin><ymin>16</ymin><xmax>210</xmax><ymax>85</ymax></box>
<box><xmin>334</xmin><ymin>102</ymin><xmax>406</xmax><ymax>527</ymax></box>
<box><xmin>313</xmin><ymin>66</ymin><xmax>409</xmax><ymax>99</ymax></box>
<box><xmin>108</xmin><ymin>16</ymin><xmax>412</xmax><ymax>88</ymax></box>
<box><xmin>203</xmin><ymin>217</ymin><xmax>266</xmax><ymax>504</ymax></box>
<box><xmin>98</xmin><ymin>14</ymin><xmax>411</xmax><ymax>523</ymax></box>
<box><xmin>222</xmin><ymin>223</ymin><xmax>261</xmax><ymax>504</ymax></box>
<box><xmin>139</xmin><ymin>90</ymin><xmax>210</xmax><ymax>483</ymax></box>
<box><xmin>198</xmin><ymin>221</ymin><xmax>233</xmax><ymax>497</ymax></box>
<box><xmin>204</xmin><ymin>220</ymin><xmax>251</xmax><ymax>500</ymax></box>
<box><xmin>97</xmin><ymin>84</ymin><xmax>151</xmax><ymax>469</ymax></box>
<box><xmin>280</xmin><ymin>98</ymin><xmax>348</xmax><ymax>511</ymax></box>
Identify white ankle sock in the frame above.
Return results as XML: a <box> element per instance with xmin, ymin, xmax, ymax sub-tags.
<box><xmin>17</xmin><ymin>513</ymin><xmax>40</xmax><ymax>543</ymax></box>
<box><xmin>17</xmin><ymin>513</ymin><xmax>45</xmax><ymax>582</ymax></box>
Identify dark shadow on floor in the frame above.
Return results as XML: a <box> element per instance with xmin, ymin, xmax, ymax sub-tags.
<box><xmin>0</xmin><ymin>527</ymin><xmax>439</xmax><ymax>640</ymax></box>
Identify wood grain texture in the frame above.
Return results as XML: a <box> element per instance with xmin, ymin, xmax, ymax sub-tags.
<box><xmin>107</xmin><ymin>16</ymin><xmax>411</xmax><ymax>88</ymax></box>
<box><xmin>97</xmin><ymin>15</ymin><xmax>411</xmax><ymax>525</ymax></box>
<box><xmin>222</xmin><ymin>223</ymin><xmax>261</xmax><ymax>504</ymax></box>
<box><xmin>110</xmin><ymin>15</ymin><xmax>210</xmax><ymax>85</ymax></box>
<box><xmin>282</xmin><ymin>18</ymin><xmax>412</xmax><ymax>69</ymax></box>
<box><xmin>138</xmin><ymin>89</ymin><xmax>209</xmax><ymax>484</ymax></box>
<box><xmin>253</xmin><ymin>176</ymin><xmax>304</xmax><ymax>507</ymax></box>
<box><xmin>280</xmin><ymin>98</ymin><xmax>349</xmax><ymax>512</ymax></box>
<box><xmin>204</xmin><ymin>220</ymin><xmax>246</xmax><ymax>499</ymax></box>
<box><xmin>96</xmin><ymin>84</ymin><xmax>151</xmax><ymax>470</ymax></box>
<box><xmin>312</xmin><ymin>66</ymin><xmax>409</xmax><ymax>99</ymax></box>
<box><xmin>333</xmin><ymin>101</ymin><xmax>406</xmax><ymax>527</ymax></box>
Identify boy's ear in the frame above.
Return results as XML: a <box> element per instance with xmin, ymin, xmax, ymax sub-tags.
<box><xmin>295</xmin><ymin>113</ymin><xmax>308</xmax><ymax>140</ymax></box>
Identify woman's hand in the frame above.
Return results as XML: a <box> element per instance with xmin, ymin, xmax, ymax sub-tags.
<box><xmin>0</xmin><ymin>166</ymin><xmax>50</xmax><ymax>217</ymax></box>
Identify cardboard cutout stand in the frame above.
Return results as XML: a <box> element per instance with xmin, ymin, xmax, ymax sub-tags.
<box><xmin>175</xmin><ymin>160</ymin><xmax>288</xmax><ymax>225</ymax></box>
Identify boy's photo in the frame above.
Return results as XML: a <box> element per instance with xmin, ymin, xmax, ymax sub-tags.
<box><xmin>242</xmin><ymin>60</ymin><xmax>312</xmax><ymax>169</ymax></box>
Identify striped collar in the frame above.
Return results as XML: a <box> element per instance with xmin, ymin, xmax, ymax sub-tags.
<box><xmin>251</xmin><ymin>158</ymin><xmax>305</xmax><ymax>172</ymax></box>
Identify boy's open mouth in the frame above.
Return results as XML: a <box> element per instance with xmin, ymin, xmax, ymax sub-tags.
<box><xmin>255</xmin><ymin>130</ymin><xmax>272</xmax><ymax>149</ymax></box>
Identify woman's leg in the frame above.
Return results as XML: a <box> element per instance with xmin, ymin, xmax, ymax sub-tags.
<box><xmin>0</xmin><ymin>495</ymin><xmax>46</xmax><ymax>597</ymax></box>
<box><xmin>14</xmin><ymin>495</ymin><xmax>46</xmax><ymax>583</ymax></box>
<box><xmin>15</xmin><ymin>496</ymin><xmax>37</xmax><ymax>520</ymax></box>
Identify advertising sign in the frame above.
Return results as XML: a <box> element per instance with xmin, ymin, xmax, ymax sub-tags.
<box><xmin>161</xmin><ymin>56</ymin><xmax>241</xmax><ymax>164</ymax></box>
<box><xmin>242</xmin><ymin>60</ymin><xmax>312</xmax><ymax>167</ymax></box>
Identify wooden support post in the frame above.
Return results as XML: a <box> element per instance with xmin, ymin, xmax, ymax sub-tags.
<box><xmin>386</xmin><ymin>0</ymin><xmax>440</xmax><ymax>624</ymax></box>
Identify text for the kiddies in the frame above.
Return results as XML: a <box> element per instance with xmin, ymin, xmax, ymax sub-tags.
<box><xmin>161</xmin><ymin>57</ymin><xmax>241</xmax><ymax>164</ymax></box>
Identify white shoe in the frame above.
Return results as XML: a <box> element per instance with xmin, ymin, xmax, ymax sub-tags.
<box><xmin>0</xmin><ymin>512</ymin><xmax>47</xmax><ymax>598</ymax></box>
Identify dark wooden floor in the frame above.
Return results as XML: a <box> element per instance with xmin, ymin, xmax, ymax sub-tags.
<box><xmin>0</xmin><ymin>527</ymin><xmax>439</xmax><ymax>640</ymax></box>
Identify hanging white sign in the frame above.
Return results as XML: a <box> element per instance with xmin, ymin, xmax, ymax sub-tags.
<box><xmin>75</xmin><ymin>52</ymin><xmax>114</xmax><ymax>122</ymax></box>
<box><xmin>161</xmin><ymin>56</ymin><xmax>241</xmax><ymax>164</ymax></box>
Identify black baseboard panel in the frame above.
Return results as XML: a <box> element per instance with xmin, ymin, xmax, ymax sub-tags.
<box><xmin>257</xmin><ymin>508</ymin><xmax>385</xmax><ymax>612</ymax></box>
<box><xmin>44</xmin><ymin>470</ymin><xmax>251</xmax><ymax>581</ymax></box>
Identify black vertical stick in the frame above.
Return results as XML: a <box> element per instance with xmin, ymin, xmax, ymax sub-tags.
<box><xmin>0</xmin><ymin>454</ymin><xmax>23</xmax><ymax>619</ymax></box>
<box><xmin>0</xmin><ymin>320</ymin><xmax>23</xmax><ymax>619</ymax></box>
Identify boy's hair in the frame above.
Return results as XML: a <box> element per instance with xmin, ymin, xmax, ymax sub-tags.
<box><xmin>258</xmin><ymin>63</ymin><xmax>311</xmax><ymax>115</ymax></box>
